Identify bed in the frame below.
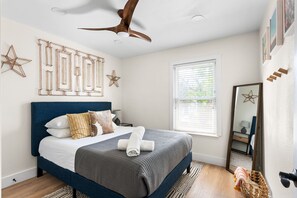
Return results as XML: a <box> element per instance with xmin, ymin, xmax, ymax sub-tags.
<box><xmin>31</xmin><ymin>102</ymin><xmax>192</xmax><ymax>198</ymax></box>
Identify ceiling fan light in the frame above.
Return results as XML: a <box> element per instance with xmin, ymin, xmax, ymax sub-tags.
<box><xmin>51</xmin><ymin>7</ymin><xmax>67</xmax><ymax>15</ymax></box>
<box><xmin>191</xmin><ymin>15</ymin><xmax>205</xmax><ymax>22</ymax></box>
<box><xmin>114</xmin><ymin>39</ymin><xmax>122</xmax><ymax>44</ymax></box>
<box><xmin>117</xmin><ymin>31</ymin><xmax>129</xmax><ymax>38</ymax></box>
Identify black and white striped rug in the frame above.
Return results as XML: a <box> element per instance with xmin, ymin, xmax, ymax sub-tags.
<box><xmin>43</xmin><ymin>162</ymin><xmax>203</xmax><ymax>198</ymax></box>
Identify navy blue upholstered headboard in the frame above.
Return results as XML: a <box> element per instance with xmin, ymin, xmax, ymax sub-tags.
<box><xmin>31</xmin><ymin>102</ymin><xmax>112</xmax><ymax>156</ymax></box>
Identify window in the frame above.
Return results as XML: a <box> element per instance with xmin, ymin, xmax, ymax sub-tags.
<box><xmin>172</xmin><ymin>58</ymin><xmax>219</xmax><ymax>136</ymax></box>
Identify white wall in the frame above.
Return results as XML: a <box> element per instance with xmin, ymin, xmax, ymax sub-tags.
<box><xmin>122</xmin><ymin>32</ymin><xmax>261</xmax><ymax>166</ymax></box>
<box><xmin>0</xmin><ymin>3</ymin><xmax>2</xmax><ymax>195</ymax></box>
<box><xmin>294</xmin><ymin>1</ymin><xmax>297</xmax><ymax>196</ymax></box>
<box><xmin>259</xmin><ymin>0</ymin><xmax>295</xmax><ymax>197</ymax></box>
<box><xmin>1</xmin><ymin>18</ymin><xmax>122</xmax><ymax>188</ymax></box>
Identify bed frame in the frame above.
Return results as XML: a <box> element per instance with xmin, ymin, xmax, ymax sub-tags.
<box><xmin>31</xmin><ymin>102</ymin><xmax>192</xmax><ymax>198</ymax></box>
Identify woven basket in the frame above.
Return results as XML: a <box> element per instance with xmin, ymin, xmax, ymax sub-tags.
<box><xmin>240</xmin><ymin>171</ymin><xmax>269</xmax><ymax>198</ymax></box>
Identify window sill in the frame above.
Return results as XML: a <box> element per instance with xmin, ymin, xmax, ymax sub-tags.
<box><xmin>173</xmin><ymin>130</ymin><xmax>220</xmax><ymax>138</ymax></box>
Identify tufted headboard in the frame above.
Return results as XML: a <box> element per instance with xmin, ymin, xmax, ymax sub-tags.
<box><xmin>31</xmin><ymin>102</ymin><xmax>112</xmax><ymax>156</ymax></box>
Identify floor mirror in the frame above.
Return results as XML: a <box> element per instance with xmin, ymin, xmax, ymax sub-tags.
<box><xmin>226</xmin><ymin>83</ymin><xmax>264</xmax><ymax>173</ymax></box>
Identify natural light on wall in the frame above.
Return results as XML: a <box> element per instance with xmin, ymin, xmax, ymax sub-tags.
<box><xmin>172</xmin><ymin>59</ymin><xmax>217</xmax><ymax>136</ymax></box>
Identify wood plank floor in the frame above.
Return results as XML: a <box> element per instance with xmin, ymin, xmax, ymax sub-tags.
<box><xmin>186</xmin><ymin>164</ymin><xmax>243</xmax><ymax>198</ymax></box>
<box><xmin>2</xmin><ymin>164</ymin><xmax>243</xmax><ymax>198</ymax></box>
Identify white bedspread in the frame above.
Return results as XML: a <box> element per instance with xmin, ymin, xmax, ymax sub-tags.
<box><xmin>250</xmin><ymin>134</ymin><xmax>255</xmax><ymax>150</ymax></box>
<box><xmin>39</xmin><ymin>126</ymin><xmax>133</xmax><ymax>172</ymax></box>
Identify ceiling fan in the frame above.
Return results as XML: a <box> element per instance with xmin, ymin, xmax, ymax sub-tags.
<box><xmin>79</xmin><ymin>0</ymin><xmax>152</xmax><ymax>42</ymax></box>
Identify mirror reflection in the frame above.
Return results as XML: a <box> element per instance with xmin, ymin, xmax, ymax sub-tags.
<box><xmin>227</xmin><ymin>84</ymin><xmax>262</xmax><ymax>173</ymax></box>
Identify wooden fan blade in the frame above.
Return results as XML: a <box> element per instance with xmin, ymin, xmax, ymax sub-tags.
<box><xmin>129</xmin><ymin>29</ymin><xmax>152</xmax><ymax>42</ymax></box>
<box><xmin>118</xmin><ymin>9</ymin><xmax>123</xmax><ymax>18</ymax></box>
<box><xmin>78</xmin><ymin>27</ymin><xmax>117</xmax><ymax>33</ymax></box>
<box><xmin>118</xmin><ymin>9</ymin><xmax>145</xmax><ymax>29</ymax></box>
<box><xmin>123</xmin><ymin>0</ymin><xmax>139</xmax><ymax>26</ymax></box>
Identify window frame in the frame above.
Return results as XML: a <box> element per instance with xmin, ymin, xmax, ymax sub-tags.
<box><xmin>170</xmin><ymin>55</ymin><xmax>222</xmax><ymax>137</ymax></box>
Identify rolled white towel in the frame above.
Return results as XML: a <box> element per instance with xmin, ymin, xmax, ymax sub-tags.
<box><xmin>118</xmin><ymin>139</ymin><xmax>155</xmax><ymax>151</ymax></box>
<box><xmin>126</xmin><ymin>126</ymin><xmax>145</xmax><ymax>157</ymax></box>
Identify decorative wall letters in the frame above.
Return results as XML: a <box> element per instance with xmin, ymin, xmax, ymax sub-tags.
<box><xmin>38</xmin><ymin>39</ymin><xmax>104</xmax><ymax>97</ymax></box>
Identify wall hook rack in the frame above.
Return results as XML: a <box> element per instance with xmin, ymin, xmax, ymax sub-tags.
<box><xmin>278</xmin><ymin>68</ymin><xmax>288</xmax><ymax>74</ymax></box>
<box><xmin>269</xmin><ymin>75</ymin><xmax>277</xmax><ymax>80</ymax></box>
<box><xmin>267</xmin><ymin>68</ymin><xmax>288</xmax><ymax>82</ymax></box>
<box><xmin>273</xmin><ymin>72</ymin><xmax>281</xmax><ymax>77</ymax></box>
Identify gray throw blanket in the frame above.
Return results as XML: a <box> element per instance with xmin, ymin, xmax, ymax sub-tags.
<box><xmin>75</xmin><ymin>129</ymin><xmax>192</xmax><ymax>198</ymax></box>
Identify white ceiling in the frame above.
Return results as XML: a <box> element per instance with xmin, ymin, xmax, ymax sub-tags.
<box><xmin>2</xmin><ymin>0</ymin><xmax>269</xmax><ymax>58</ymax></box>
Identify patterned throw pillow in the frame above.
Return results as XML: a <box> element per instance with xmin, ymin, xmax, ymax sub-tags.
<box><xmin>67</xmin><ymin>113</ymin><xmax>91</xmax><ymax>139</ymax></box>
<box><xmin>89</xmin><ymin>110</ymin><xmax>114</xmax><ymax>134</ymax></box>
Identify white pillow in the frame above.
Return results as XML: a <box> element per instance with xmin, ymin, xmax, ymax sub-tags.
<box><xmin>45</xmin><ymin>115</ymin><xmax>69</xmax><ymax>129</ymax></box>
<box><xmin>112</xmin><ymin>122</ymin><xmax>118</xmax><ymax>130</ymax></box>
<box><xmin>47</xmin><ymin>128</ymin><xmax>71</xmax><ymax>138</ymax></box>
<box><xmin>111</xmin><ymin>114</ymin><xmax>119</xmax><ymax>130</ymax></box>
<box><xmin>95</xmin><ymin>124</ymin><xmax>104</xmax><ymax>136</ymax></box>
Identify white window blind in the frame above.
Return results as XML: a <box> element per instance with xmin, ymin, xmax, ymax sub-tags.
<box><xmin>173</xmin><ymin>59</ymin><xmax>217</xmax><ymax>135</ymax></box>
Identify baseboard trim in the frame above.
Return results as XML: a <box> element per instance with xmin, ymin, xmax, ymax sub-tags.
<box><xmin>2</xmin><ymin>167</ymin><xmax>36</xmax><ymax>189</ymax></box>
<box><xmin>192</xmin><ymin>152</ymin><xmax>226</xmax><ymax>167</ymax></box>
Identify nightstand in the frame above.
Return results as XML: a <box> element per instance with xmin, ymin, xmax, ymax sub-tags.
<box><xmin>119</xmin><ymin>123</ymin><xmax>133</xmax><ymax>127</ymax></box>
<box><xmin>232</xmin><ymin>131</ymin><xmax>250</xmax><ymax>154</ymax></box>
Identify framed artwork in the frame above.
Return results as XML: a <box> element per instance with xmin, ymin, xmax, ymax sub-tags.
<box><xmin>261</xmin><ymin>34</ymin><xmax>266</xmax><ymax>64</ymax></box>
<box><xmin>270</xmin><ymin>9</ymin><xmax>277</xmax><ymax>52</ymax></box>
<box><xmin>270</xmin><ymin>0</ymin><xmax>284</xmax><ymax>53</ymax></box>
<box><xmin>283</xmin><ymin>0</ymin><xmax>295</xmax><ymax>35</ymax></box>
<box><xmin>262</xmin><ymin>27</ymin><xmax>271</xmax><ymax>64</ymax></box>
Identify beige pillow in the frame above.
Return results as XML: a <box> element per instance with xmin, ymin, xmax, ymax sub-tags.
<box><xmin>89</xmin><ymin>110</ymin><xmax>113</xmax><ymax>134</ymax></box>
<box><xmin>89</xmin><ymin>111</ymin><xmax>103</xmax><ymax>136</ymax></box>
<box><xmin>98</xmin><ymin>111</ymin><xmax>118</xmax><ymax>131</ymax></box>
<box><xmin>67</xmin><ymin>113</ymin><xmax>91</xmax><ymax>139</ymax></box>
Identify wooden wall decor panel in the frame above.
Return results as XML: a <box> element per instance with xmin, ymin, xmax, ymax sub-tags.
<box><xmin>95</xmin><ymin>59</ymin><xmax>104</xmax><ymax>91</ymax></box>
<box><xmin>82</xmin><ymin>56</ymin><xmax>95</xmax><ymax>93</ymax></box>
<box><xmin>56</xmin><ymin>49</ymin><xmax>72</xmax><ymax>92</ymax></box>
<box><xmin>38</xmin><ymin>39</ymin><xmax>104</xmax><ymax>97</ymax></box>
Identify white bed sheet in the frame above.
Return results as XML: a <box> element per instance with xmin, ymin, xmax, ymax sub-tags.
<box><xmin>250</xmin><ymin>134</ymin><xmax>255</xmax><ymax>150</ymax></box>
<box><xmin>39</xmin><ymin>126</ymin><xmax>133</xmax><ymax>172</ymax></box>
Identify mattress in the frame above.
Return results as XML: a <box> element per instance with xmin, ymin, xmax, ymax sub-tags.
<box><xmin>39</xmin><ymin>126</ymin><xmax>133</xmax><ymax>172</ymax></box>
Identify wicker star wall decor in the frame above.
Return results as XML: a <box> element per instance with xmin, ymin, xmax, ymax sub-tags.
<box><xmin>1</xmin><ymin>45</ymin><xmax>32</xmax><ymax>77</ymax></box>
<box><xmin>106</xmin><ymin>70</ymin><xmax>120</xmax><ymax>87</ymax></box>
<box><xmin>242</xmin><ymin>90</ymin><xmax>258</xmax><ymax>104</ymax></box>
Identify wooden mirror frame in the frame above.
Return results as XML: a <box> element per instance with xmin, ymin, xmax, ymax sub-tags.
<box><xmin>226</xmin><ymin>82</ymin><xmax>264</xmax><ymax>173</ymax></box>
